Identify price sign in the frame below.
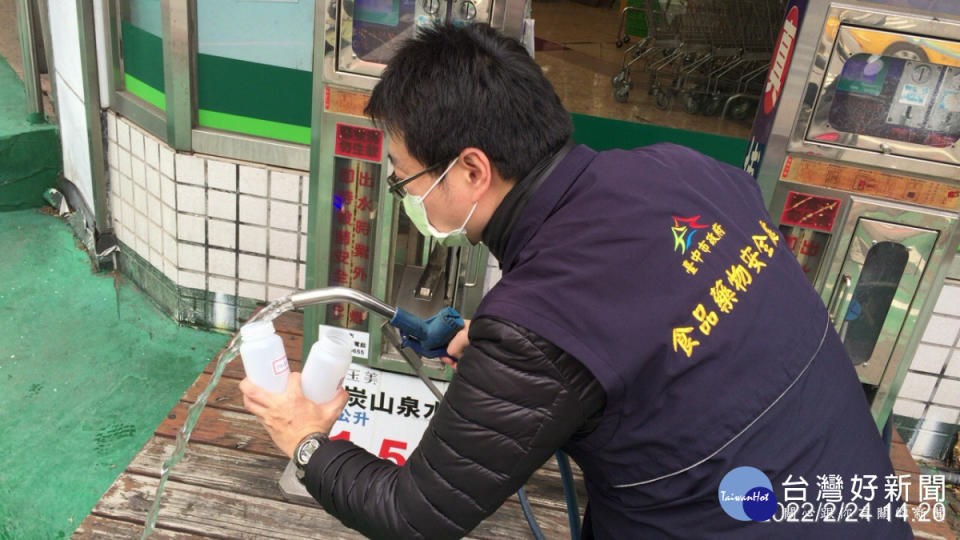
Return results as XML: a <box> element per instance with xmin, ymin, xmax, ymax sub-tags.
<box><xmin>330</xmin><ymin>364</ymin><xmax>448</xmax><ymax>463</ymax></box>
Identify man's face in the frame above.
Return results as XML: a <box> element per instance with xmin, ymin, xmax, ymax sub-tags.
<box><xmin>387</xmin><ymin>135</ymin><xmax>474</xmax><ymax>234</ymax></box>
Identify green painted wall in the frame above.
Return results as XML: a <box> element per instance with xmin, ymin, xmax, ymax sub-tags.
<box><xmin>0</xmin><ymin>57</ymin><xmax>61</xmax><ymax>210</ymax></box>
<box><xmin>571</xmin><ymin>113</ymin><xmax>749</xmax><ymax>167</ymax></box>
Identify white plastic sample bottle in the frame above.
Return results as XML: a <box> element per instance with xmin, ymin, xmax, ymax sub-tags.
<box><xmin>301</xmin><ymin>331</ymin><xmax>354</xmax><ymax>403</ymax></box>
<box><xmin>239</xmin><ymin>320</ymin><xmax>290</xmax><ymax>394</ymax></box>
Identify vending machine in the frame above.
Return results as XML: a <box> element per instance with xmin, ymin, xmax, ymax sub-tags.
<box><xmin>747</xmin><ymin>0</ymin><xmax>960</xmax><ymax>429</ymax></box>
<box><xmin>279</xmin><ymin>0</ymin><xmax>529</xmax><ymax>499</ymax></box>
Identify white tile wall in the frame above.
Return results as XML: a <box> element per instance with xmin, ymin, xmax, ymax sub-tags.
<box><xmin>148</xmin><ymin>194</ymin><xmax>162</xmax><ymax>226</ymax></box>
<box><xmin>899</xmin><ymin>280</ymin><xmax>960</xmax><ymax>449</ymax></box>
<box><xmin>209</xmin><ymin>248</ymin><xmax>237</xmax><ymax>278</ymax></box>
<box><xmin>179</xmin><ymin>270</ymin><xmax>205</xmax><ymax>289</ymax></box>
<box><xmin>163</xmin><ymin>260</ymin><xmax>178</xmax><ymax>283</ymax></box>
<box><xmin>239</xmin><ymin>195</ymin><xmax>267</xmax><ymax>226</ymax></box>
<box><xmin>146</xmin><ymin>166</ymin><xmax>160</xmax><ymax>196</ymax></box>
<box><xmin>161</xmin><ymin>175</ymin><xmax>176</xmax><ymax>208</ymax></box>
<box><xmin>239</xmin><ymin>281</ymin><xmax>266</xmax><ymax>301</ymax></box>
<box><xmin>159</xmin><ymin>146</ymin><xmax>175</xmax><ymax>178</ymax></box>
<box><xmin>132</xmin><ymin>159</ymin><xmax>146</xmax><ymax>188</ymax></box>
<box><xmin>209</xmin><ymin>276</ymin><xmax>236</xmax><ymax>296</ymax></box>
<box><xmin>117</xmin><ymin>118</ymin><xmax>129</xmax><ymax>150</ymax></box>
<box><xmin>209</xmin><ymin>219</ymin><xmax>237</xmax><ymax>249</ymax></box>
<box><xmin>208</xmin><ymin>160</ymin><xmax>237</xmax><ymax>192</ymax></box>
<box><xmin>268</xmin><ymin>286</ymin><xmax>295</xmax><ymax>300</ymax></box>
<box><xmin>163</xmin><ymin>234</ymin><xmax>178</xmax><ymax>265</ymax></box>
<box><xmin>107</xmin><ymin>112</ymin><xmax>117</xmax><ymax>142</ymax></box>
<box><xmin>118</xmin><ymin>148</ymin><xmax>131</xmax><ymax>178</ymax></box>
<box><xmin>899</xmin><ymin>372</ymin><xmax>938</xmax><ymax>402</ymax></box>
<box><xmin>920</xmin><ymin>315</ymin><xmax>960</xmax><ymax>347</ymax></box>
<box><xmin>238</xmin><ymin>254</ymin><xmax>266</xmax><ymax>282</ymax></box>
<box><xmin>179</xmin><ymin>243</ymin><xmax>205</xmax><ymax>273</ymax></box>
<box><xmin>130</xmin><ymin>128</ymin><xmax>144</xmax><ymax>161</ymax></box>
<box><xmin>270</xmin><ymin>230</ymin><xmax>299</xmax><ymax>260</ymax></box>
<box><xmin>176</xmin><ymin>154</ymin><xmax>205</xmax><ymax>186</ymax></box>
<box><xmin>270</xmin><ymin>200</ymin><xmax>300</xmax><ymax>231</ymax></box>
<box><xmin>924</xmin><ymin>405</ymin><xmax>960</xmax><ymax>425</ymax></box>
<box><xmin>108</xmin><ymin>115</ymin><xmax>316</xmax><ymax>311</ymax></box>
<box><xmin>946</xmin><ymin>351</ymin><xmax>960</xmax><ymax>378</ymax></box>
<box><xmin>162</xmin><ymin>205</ymin><xmax>177</xmax><ymax>233</ymax></box>
<box><xmin>931</xmin><ymin>379</ymin><xmax>960</xmax><ymax>407</ymax></box>
<box><xmin>134</xmin><ymin>184</ymin><xmax>146</xmax><ymax>212</ymax></box>
<box><xmin>144</xmin><ymin>135</ymin><xmax>159</xmax><ymax>170</ymax></box>
<box><xmin>239</xmin><ymin>165</ymin><xmax>268</xmax><ymax>196</ymax></box>
<box><xmin>268</xmin><ymin>259</ymin><xmax>297</xmax><ymax>288</ymax></box>
<box><xmin>911</xmin><ymin>344</ymin><xmax>951</xmax><ymax>374</ymax></box>
<box><xmin>177</xmin><ymin>214</ymin><xmax>205</xmax><ymax>244</ymax></box>
<box><xmin>271</xmin><ymin>171</ymin><xmax>301</xmax><ymax>202</ymax></box>
<box><xmin>933</xmin><ymin>285</ymin><xmax>960</xmax><ymax>317</ymax></box>
<box><xmin>239</xmin><ymin>225</ymin><xmax>267</xmax><ymax>254</ymax></box>
<box><xmin>208</xmin><ymin>190</ymin><xmax>237</xmax><ymax>221</ymax></box>
<box><xmin>177</xmin><ymin>184</ymin><xmax>205</xmax><ymax>215</ymax></box>
<box><xmin>894</xmin><ymin>399</ymin><xmax>925</xmax><ymax>418</ymax></box>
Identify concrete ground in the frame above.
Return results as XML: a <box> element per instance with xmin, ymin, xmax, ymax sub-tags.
<box><xmin>0</xmin><ymin>208</ymin><xmax>230</xmax><ymax>538</ymax></box>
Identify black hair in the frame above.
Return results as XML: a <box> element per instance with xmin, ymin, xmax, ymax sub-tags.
<box><xmin>366</xmin><ymin>23</ymin><xmax>573</xmax><ymax>181</ymax></box>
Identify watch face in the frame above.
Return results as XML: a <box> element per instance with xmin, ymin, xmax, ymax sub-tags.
<box><xmin>297</xmin><ymin>438</ymin><xmax>320</xmax><ymax>465</ymax></box>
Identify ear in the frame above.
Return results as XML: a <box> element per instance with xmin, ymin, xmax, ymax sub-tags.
<box><xmin>457</xmin><ymin>147</ymin><xmax>493</xmax><ymax>201</ymax></box>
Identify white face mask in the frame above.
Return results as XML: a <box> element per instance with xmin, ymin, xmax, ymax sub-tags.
<box><xmin>401</xmin><ymin>158</ymin><xmax>478</xmax><ymax>247</ymax></box>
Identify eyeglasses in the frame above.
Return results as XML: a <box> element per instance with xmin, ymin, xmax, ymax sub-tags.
<box><xmin>387</xmin><ymin>162</ymin><xmax>444</xmax><ymax>199</ymax></box>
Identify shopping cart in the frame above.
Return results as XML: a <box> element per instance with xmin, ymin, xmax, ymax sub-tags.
<box><xmin>611</xmin><ymin>0</ymin><xmax>787</xmax><ymax>118</ymax></box>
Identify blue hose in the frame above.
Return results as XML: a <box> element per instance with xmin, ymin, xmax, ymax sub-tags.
<box><xmin>556</xmin><ymin>451</ymin><xmax>582</xmax><ymax>540</ymax></box>
<box><xmin>517</xmin><ymin>487</ymin><xmax>546</xmax><ymax>540</ymax></box>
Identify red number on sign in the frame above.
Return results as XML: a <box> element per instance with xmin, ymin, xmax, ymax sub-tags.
<box><xmin>331</xmin><ymin>430</ymin><xmax>351</xmax><ymax>441</ymax></box>
<box><xmin>378</xmin><ymin>438</ymin><xmax>408</xmax><ymax>465</ymax></box>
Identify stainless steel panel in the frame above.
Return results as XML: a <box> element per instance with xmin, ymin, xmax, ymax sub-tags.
<box><xmin>78</xmin><ymin>0</ymin><xmax>110</xmax><ymax>233</ymax></box>
<box><xmin>16</xmin><ymin>0</ymin><xmax>44</xmax><ymax>121</ymax></box>
<box><xmin>192</xmin><ymin>128</ymin><xmax>310</xmax><ymax>171</ymax></box>
<box><xmin>322</xmin><ymin>0</ymin><xmax>528</xmax><ymax>89</ymax></box>
<box><xmin>113</xmin><ymin>91</ymin><xmax>167</xmax><ymax>140</ymax></box>
<box><xmin>161</xmin><ymin>0</ymin><xmax>194</xmax><ymax>150</ymax></box>
<box><xmin>786</xmin><ymin>7</ymin><xmax>960</xmax><ymax>182</ymax></box>
<box><xmin>827</xmin><ymin>218</ymin><xmax>938</xmax><ymax>385</ymax></box>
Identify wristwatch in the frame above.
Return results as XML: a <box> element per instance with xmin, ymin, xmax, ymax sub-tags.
<box><xmin>294</xmin><ymin>432</ymin><xmax>329</xmax><ymax>483</ymax></box>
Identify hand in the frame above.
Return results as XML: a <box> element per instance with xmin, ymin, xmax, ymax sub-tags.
<box><xmin>442</xmin><ymin>319</ymin><xmax>471</xmax><ymax>369</ymax></box>
<box><xmin>239</xmin><ymin>372</ymin><xmax>348</xmax><ymax>459</ymax></box>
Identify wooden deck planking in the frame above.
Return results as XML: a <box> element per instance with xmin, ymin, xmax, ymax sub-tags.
<box><xmin>78</xmin><ymin>310</ymin><xmax>956</xmax><ymax>539</ymax></box>
<box><xmin>79</xmin><ymin>311</ymin><xmax>584</xmax><ymax>538</ymax></box>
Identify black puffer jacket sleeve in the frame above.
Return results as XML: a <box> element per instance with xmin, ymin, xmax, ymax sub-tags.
<box><xmin>302</xmin><ymin>315</ymin><xmax>605</xmax><ymax>539</ymax></box>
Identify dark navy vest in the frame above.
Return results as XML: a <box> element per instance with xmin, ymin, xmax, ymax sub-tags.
<box><xmin>477</xmin><ymin>144</ymin><xmax>908</xmax><ymax>538</ymax></box>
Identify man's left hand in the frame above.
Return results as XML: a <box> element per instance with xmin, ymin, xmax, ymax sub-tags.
<box><xmin>240</xmin><ymin>372</ymin><xmax>348</xmax><ymax>459</ymax></box>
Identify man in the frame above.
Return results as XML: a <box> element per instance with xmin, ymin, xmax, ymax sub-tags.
<box><xmin>240</xmin><ymin>23</ymin><xmax>911</xmax><ymax>539</ymax></box>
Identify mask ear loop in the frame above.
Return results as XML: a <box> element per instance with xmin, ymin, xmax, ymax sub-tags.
<box><xmin>421</xmin><ymin>158</ymin><xmax>459</xmax><ymax>201</ymax></box>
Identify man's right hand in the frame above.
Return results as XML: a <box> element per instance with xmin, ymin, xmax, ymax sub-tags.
<box><xmin>442</xmin><ymin>319</ymin><xmax>470</xmax><ymax>369</ymax></box>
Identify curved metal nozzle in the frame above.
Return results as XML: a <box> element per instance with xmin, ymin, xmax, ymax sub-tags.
<box><xmin>288</xmin><ymin>287</ymin><xmax>398</xmax><ymax>320</ymax></box>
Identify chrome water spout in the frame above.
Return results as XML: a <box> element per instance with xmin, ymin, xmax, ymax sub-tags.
<box><xmin>289</xmin><ymin>287</ymin><xmax>398</xmax><ymax>320</ymax></box>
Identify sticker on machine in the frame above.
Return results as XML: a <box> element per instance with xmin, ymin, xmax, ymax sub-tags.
<box><xmin>780</xmin><ymin>191</ymin><xmax>841</xmax><ymax>232</ymax></box>
<box><xmin>763</xmin><ymin>5</ymin><xmax>799</xmax><ymax>114</ymax></box>
<box><xmin>320</xmin><ymin>324</ymin><xmax>370</xmax><ymax>359</ymax></box>
<box><xmin>899</xmin><ymin>83</ymin><xmax>931</xmax><ymax>107</ymax></box>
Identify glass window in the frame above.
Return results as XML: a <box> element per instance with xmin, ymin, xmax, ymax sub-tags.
<box><xmin>841</xmin><ymin>241</ymin><xmax>909</xmax><ymax>365</ymax></box>
<box><xmin>196</xmin><ymin>0</ymin><xmax>315</xmax><ymax>144</ymax></box>
<box><xmin>830</xmin><ymin>53</ymin><xmax>960</xmax><ymax>147</ymax></box>
<box><xmin>119</xmin><ymin>0</ymin><xmax>165</xmax><ymax>110</ymax></box>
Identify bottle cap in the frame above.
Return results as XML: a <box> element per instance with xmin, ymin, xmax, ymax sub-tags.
<box><xmin>240</xmin><ymin>320</ymin><xmax>276</xmax><ymax>341</ymax></box>
<box><xmin>309</xmin><ymin>330</ymin><xmax>354</xmax><ymax>362</ymax></box>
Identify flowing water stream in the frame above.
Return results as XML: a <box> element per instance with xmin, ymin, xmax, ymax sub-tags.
<box><xmin>140</xmin><ymin>296</ymin><xmax>295</xmax><ymax>538</ymax></box>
